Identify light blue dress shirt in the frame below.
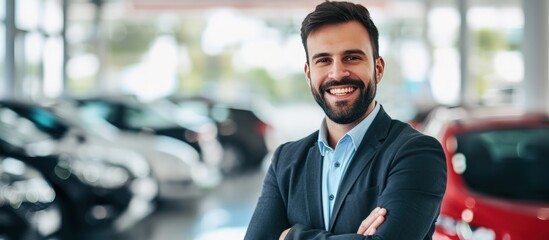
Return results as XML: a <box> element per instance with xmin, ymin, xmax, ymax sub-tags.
<box><xmin>317</xmin><ymin>102</ymin><xmax>381</xmax><ymax>230</ymax></box>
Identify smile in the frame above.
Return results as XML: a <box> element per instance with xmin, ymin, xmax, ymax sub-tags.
<box><xmin>327</xmin><ymin>87</ymin><xmax>357</xmax><ymax>96</ymax></box>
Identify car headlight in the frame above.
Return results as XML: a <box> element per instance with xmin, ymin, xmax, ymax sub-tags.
<box><xmin>1</xmin><ymin>157</ymin><xmax>62</xmax><ymax>236</ymax></box>
<box><xmin>1</xmin><ymin>157</ymin><xmax>56</xmax><ymax>208</ymax></box>
<box><xmin>55</xmin><ymin>155</ymin><xmax>130</xmax><ymax>189</ymax></box>
<box><xmin>71</xmin><ymin>160</ymin><xmax>130</xmax><ymax>189</ymax></box>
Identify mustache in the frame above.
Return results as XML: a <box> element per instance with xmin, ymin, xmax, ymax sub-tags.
<box><xmin>319</xmin><ymin>78</ymin><xmax>365</xmax><ymax>93</ymax></box>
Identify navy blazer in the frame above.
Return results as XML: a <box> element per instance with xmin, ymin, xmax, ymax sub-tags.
<box><xmin>245</xmin><ymin>107</ymin><xmax>447</xmax><ymax>240</ymax></box>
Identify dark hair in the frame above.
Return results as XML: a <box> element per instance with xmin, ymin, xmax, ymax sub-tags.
<box><xmin>300</xmin><ymin>1</ymin><xmax>380</xmax><ymax>63</ymax></box>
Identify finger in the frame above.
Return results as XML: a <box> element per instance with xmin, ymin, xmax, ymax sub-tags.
<box><xmin>377</xmin><ymin>207</ymin><xmax>387</xmax><ymax>216</ymax></box>
<box><xmin>357</xmin><ymin>207</ymin><xmax>380</xmax><ymax>234</ymax></box>
<box><xmin>363</xmin><ymin>208</ymin><xmax>387</xmax><ymax>236</ymax></box>
<box><xmin>364</xmin><ymin>215</ymin><xmax>385</xmax><ymax>236</ymax></box>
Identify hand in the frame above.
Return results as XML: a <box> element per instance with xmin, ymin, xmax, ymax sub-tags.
<box><xmin>279</xmin><ymin>228</ymin><xmax>290</xmax><ymax>240</ymax></box>
<box><xmin>357</xmin><ymin>207</ymin><xmax>387</xmax><ymax>236</ymax></box>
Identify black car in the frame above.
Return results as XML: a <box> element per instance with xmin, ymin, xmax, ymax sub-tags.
<box><xmin>0</xmin><ymin>100</ymin><xmax>156</xmax><ymax>237</ymax></box>
<box><xmin>167</xmin><ymin>96</ymin><xmax>271</xmax><ymax>172</ymax></box>
<box><xmin>0</xmin><ymin>134</ymin><xmax>134</xmax><ymax>238</ymax></box>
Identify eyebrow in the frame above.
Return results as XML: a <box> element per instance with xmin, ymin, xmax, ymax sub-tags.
<box><xmin>343</xmin><ymin>49</ymin><xmax>367</xmax><ymax>56</ymax></box>
<box><xmin>311</xmin><ymin>52</ymin><xmax>331</xmax><ymax>61</ymax></box>
<box><xmin>311</xmin><ymin>49</ymin><xmax>367</xmax><ymax>61</ymax></box>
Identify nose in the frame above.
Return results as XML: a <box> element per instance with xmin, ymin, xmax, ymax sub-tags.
<box><xmin>328</xmin><ymin>60</ymin><xmax>350</xmax><ymax>80</ymax></box>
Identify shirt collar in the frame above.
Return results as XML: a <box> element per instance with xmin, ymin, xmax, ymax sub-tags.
<box><xmin>317</xmin><ymin>102</ymin><xmax>381</xmax><ymax>156</ymax></box>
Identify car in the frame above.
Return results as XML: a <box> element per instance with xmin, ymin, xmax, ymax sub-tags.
<box><xmin>0</xmin><ymin>153</ymin><xmax>63</xmax><ymax>239</ymax></box>
<box><xmin>48</xmin><ymin>99</ymin><xmax>222</xmax><ymax>200</ymax></box>
<box><xmin>165</xmin><ymin>96</ymin><xmax>271</xmax><ymax>173</ymax></box>
<box><xmin>1</xmin><ymin>134</ymin><xmax>134</xmax><ymax>238</ymax></box>
<box><xmin>72</xmin><ymin>97</ymin><xmax>224</xmax><ymax>168</ymax></box>
<box><xmin>0</xmin><ymin>100</ymin><xmax>157</xmax><ymax>236</ymax></box>
<box><xmin>420</xmin><ymin>106</ymin><xmax>549</xmax><ymax>240</ymax></box>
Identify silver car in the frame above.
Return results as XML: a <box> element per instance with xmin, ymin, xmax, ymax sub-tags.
<box><xmin>52</xmin><ymin>100</ymin><xmax>222</xmax><ymax>200</ymax></box>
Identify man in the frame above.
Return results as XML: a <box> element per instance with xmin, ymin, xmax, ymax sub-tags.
<box><xmin>244</xmin><ymin>1</ymin><xmax>447</xmax><ymax>239</ymax></box>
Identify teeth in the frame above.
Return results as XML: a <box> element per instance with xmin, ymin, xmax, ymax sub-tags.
<box><xmin>329</xmin><ymin>87</ymin><xmax>355</xmax><ymax>95</ymax></box>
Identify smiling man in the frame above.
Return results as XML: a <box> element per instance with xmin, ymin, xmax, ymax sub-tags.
<box><xmin>244</xmin><ymin>1</ymin><xmax>447</xmax><ymax>239</ymax></box>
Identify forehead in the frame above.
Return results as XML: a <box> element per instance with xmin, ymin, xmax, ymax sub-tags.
<box><xmin>306</xmin><ymin>21</ymin><xmax>373</xmax><ymax>57</ymax></box>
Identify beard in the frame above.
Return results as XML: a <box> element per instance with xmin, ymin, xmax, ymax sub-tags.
<box><xmin>310</xmin><ymin>72</ymin><xmax>377</xmax><ymax>124</ymax></box>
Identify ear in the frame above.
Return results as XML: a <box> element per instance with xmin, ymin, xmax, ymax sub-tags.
<box><xmin>304</xmin><ymin>62</ymin><xmax>311</xmax><ymax>87</ymax></box>
<box><xmin>375</xmin><ymin>56</ymin><xmax>385</xmax><ymax>84</ymax></box>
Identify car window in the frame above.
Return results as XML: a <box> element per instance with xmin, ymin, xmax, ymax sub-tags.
<box><xmin>0</xmin><ymin>106</ymin><xmax>68</xmax><ymax>139</ymax></box>
<box><xmin>79</xmin><ymin>101</ymin><xmax>114</xmax><ymax>120</ymax></box>
<box><xmin>0</xmin><ymin>109</ymin><xmax>53</xmax><ymax>146</ymax></box>
<box><xmin>125</xmin><ymin>105</ymin><xmax>175</xmax><ymax>129</ymax></box>
<box><xmin>456</xmin><ymin>128</ymin><xmax>549</xmax><ymax>202</ymax></box>
<box><xmin>176</xmin><ymin>101</ymin><xmax>209</xmax><ymax>116</ymax></box>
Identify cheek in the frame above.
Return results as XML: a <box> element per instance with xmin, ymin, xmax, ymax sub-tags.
<box><xmin>308</xmin><ymin>74</ymin><xmax>322</xmax><ymax>87</ymax></box>
<box><xmin>309</xmin><ymin>79</ymin><xmax>321</xmax><ymax>91</ymax></box>
<box><xmin>309</xmin><ymin>66</ymin><xmax>330</xmax><ymax>78</ymax></box>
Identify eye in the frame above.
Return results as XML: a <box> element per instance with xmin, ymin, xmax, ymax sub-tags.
<box><xmin>344</xmin><ymin>55</ymin><xmax>361</xmax><ymax>61</ymax></box>
<box><xmin>315</xmin><ymin>58</ymin><xmax>331</xmax><ymax>64</ymax></box>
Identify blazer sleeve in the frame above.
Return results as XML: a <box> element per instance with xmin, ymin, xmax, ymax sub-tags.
<box><xmin>244</xmin><ymin>144</ymin><xmax>291</xmax><ymax>240</ymax></box>
<box><xmin>373</xmin><ymin>134</ymin><xmax>447</xmax><ymax>239</ymax></box>
<box><xmin>284</xmin><ymin>134</ymin><xmax>447</xmax><ymax>240</ymax></box>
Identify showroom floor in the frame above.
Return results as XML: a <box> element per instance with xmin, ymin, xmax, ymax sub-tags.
<box><xmin>87</xmin><ymin>168</ymin><xmax>265</xmax><ymax>240</ymax></box>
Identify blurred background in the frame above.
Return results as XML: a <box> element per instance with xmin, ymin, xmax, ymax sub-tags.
<box><xmin>0</xmin><ymin>0</ymin><xmax>548</xmax><ymax>239</ymax></box>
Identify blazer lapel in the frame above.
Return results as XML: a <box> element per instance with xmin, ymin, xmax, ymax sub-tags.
<box><xmin>328</xmin><ymin>107</ymin><xmax>392</xmax><ymax>230</ymax></box>
<box><xmin>304</xmin><ymin>145</ymin><xmax>325</xmax><ymax>230</ymax></box>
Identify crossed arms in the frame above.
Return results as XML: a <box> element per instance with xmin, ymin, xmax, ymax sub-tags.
<box><xmin>279</xmin><ymin>207</ymin><xmax>387</xmax><ymax>239</ymax></box>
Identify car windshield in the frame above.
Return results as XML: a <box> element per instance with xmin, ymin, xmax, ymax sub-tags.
<box><xmin>149</xmin><ymin>100</ymin><xmax>214</xmax><ymax>130</ymax></box>
<box><xmin>455</xmin><ymin>127</ymin><xmax>549</xmax><ymax>202</ymax></box>
<box><xmin>0</xmin><ymin>105</ymin><xmax>68</xmax><ymax>140</ymax></box>
<box><xmin>0</xmin><ymin>108</ymin><xmax>53</xmax><ymax>148</ymax></box>
<box><xmin>79</xmin><ymin>100</ymin><xmax>176</xmax><ymax>129</ymax></box>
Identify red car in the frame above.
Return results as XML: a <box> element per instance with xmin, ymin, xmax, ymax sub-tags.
<box><xmin>420</xmin><ymin>107</ymin><xmax>549</xmax><ymax>240</ymax></box>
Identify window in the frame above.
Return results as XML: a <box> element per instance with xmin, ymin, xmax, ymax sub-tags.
<box><xmin>456</xmin><ymin>127</ymin><xmax>549</xmax><ymax>202</ymax></box>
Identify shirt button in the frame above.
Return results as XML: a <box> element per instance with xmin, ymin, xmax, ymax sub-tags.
<box><xmin>334</xmin><ymin>162</ymin><xmax>341</xmax><ymax>168</ymax></box>
<box><xmin>329</xmin><ymin>194</ymin><xmax>334</xmax><ymax>200</ymax></box>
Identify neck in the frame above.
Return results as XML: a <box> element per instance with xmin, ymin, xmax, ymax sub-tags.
<box><xmin>326</xmin><ymin>101</ymin><xmax>375</xmax><ymax>148</ymax></box>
